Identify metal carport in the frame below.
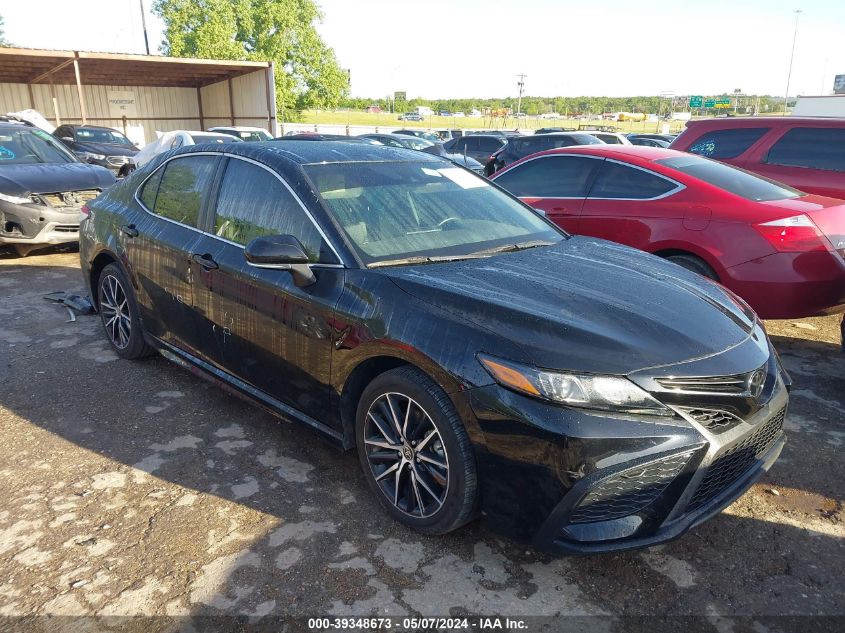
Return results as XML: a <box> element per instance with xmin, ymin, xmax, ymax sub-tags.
<box><xmin>0</xmin><ymin>47</ymin><xmax>277</xmax><ymax>144</ymax></box>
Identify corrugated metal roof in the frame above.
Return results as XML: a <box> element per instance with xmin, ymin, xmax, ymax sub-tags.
<box><xmin>0</xmin><ymin>47</ymin><xmax>270</xmax><ymax>88</ymax></box>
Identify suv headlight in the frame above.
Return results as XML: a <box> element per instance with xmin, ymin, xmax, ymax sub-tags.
<box><xmin>76</xmin><ymin>151</ymin><xmax>106</xmax><ymax>161</ymax></box>
<box><xmin>478</xmin><ymin>354</ymin><xmax>672</xmax><ymax>417</ymax></box>
<box><xmin>0</xmin><ymin>192</ymin><xmax>32</xmax><ymax>205</ymax></box>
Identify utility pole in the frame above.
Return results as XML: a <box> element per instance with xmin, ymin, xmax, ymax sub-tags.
<box><xmin>516</xmin><ymin>73</ymin><xmax>527</xmax><ymax>117</ymax></box>
<box><xmin>139</xmin><ymin>0</ymin><xmax>151</xmax><ymax>55</ymax></box>
<box><xmin>783</xmin><ymin>9</ymin><xmax>802</xmax><ymax>115</ymax></box>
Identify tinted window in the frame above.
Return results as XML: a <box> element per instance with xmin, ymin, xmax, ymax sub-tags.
<box><xmin>687</xmin><ymin>127</ymin><xmax>769</xmax><ymax>159</ymax></box>
<box><xmin>589</xmin><ymin>161</ymin><xmax>676</xmax><ymax>199</ymax></box>
<box><xmin>657</xmin><ymin>155</ymin><xmax>801</xmax><ymax>201</ymax></box>
<box><xmin>152</xmin><ymin>155</ymin><xmax>218</xmax><ymax>227</ymax></box>
<box><xmin>305</xmin><ymin>161</ymin><xmax>561</xmax><ymax>265</ymax></box>
<box><xmin>214</xmin><ymin>159</ymin><xmax>331</xmax><ymax>262</ymax></box>
<box><xmin>765</xmin><ymin>127</ymin><xmax>845</xmax><ymax>172</ymax></box>
<box><xmin>477</xmin><ymin>137</ymin><xmax>503</xmax><ymax>152</ymax></box>
<box><xmin>494</xmin><ymin>156</ymin><xmax>599</xmax><ymax>197</ymax></box>
<box><xmin>138</xmin><ymin>166</ymin><xmax>164</xmax><ymax>210</ymax></box>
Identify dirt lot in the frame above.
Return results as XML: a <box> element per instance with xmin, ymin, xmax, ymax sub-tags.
<box><xmin>0</xmin><ymin>246</ymin><xmax>843</xmax><ymax>629</ymax></box>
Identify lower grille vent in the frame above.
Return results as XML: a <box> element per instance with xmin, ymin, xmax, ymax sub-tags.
<box><xmin>569</xmin><ymin>451</ymin><xmax>692</xmax><ymax>524</ymax></box>
<box><xmin>687</xmin><ymin>406</ymin><xmax>786</xmax><ymax>512</ymax></box>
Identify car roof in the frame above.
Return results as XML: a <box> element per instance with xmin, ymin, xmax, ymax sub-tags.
<box><xmin>175</xmin><ymin>139</ymin><xmax>443</xmax><ymax>166</ymax></box>
<box><xmin>684</xmin><ymin>116</ymin><xmax>845</xmax><ymax>129</ymax></box>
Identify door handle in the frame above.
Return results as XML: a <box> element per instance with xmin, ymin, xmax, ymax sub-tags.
<box><xmin>120</xmin><ymin>224</ymin><xmax>139</xmax><ymax>237</ymax></box>
<box><xmin>191</xmin><ymin>253</ymin><xmax>219</xmax><ymax>270</ymax></box>
<box><xmin>552</xmin><ymin>206</ymin><xmax>569</xmax><ymax>213</ymax></box>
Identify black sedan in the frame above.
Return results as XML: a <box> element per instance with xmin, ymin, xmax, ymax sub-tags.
<box><xmin>54</xmin><ymin>124</ymin><xmax>139</xmax><ymax>176</ymax></box>
<box><xmin>485</xmin><ymin>132</ymin><xmax>604</xmax><ymax>175</ymax></box>
<box><xmin>80</xmin><ymin>142</ymin><xmax>789</xmax><ymax>553</ymax></box>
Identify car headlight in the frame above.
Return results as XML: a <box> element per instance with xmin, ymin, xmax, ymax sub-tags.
<box><xmin>0</xmin><ymin>192</ymin><xmax>32</xmax><ymax>205</ymax></box>
<box><xmin>478</xmin><ymin>354</ymin><xmax>673</xmax><ymax>417</ymax></box>
<box><xmin>76</xmin><ymin>151</ymin><xmax>106</xmax><ymax>161</ymax></box>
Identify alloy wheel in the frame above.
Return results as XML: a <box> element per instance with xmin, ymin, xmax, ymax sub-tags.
<box><xmin>100</xmin><ymin>274</ymin><xmax>132</xmax><ymax>349</ymax></box>
<box><xmin>363</xmin><ymin>392</ymin><xmax>450</xmax><ymax>518</ymax></box>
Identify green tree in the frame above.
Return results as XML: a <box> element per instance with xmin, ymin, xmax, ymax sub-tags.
<box><xmin>153</xmin><ymin>0</ymin><xmax>348</xmax><ymax>113</ymax></box>
<box><xmin>0</xmin><ymin>15</ymin><xmax>10</xmax><ymax>46</ymax></box>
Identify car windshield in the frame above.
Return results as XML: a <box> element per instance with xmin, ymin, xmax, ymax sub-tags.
<box><xmin>238</xmin><ymin>130</ymin><xmax>272</xmax><ymax>142</ymax></box>
<box><xmin>190</xmin><ymin>133</ymin><xmax>242</xmax><ymax>144</ymax></box>
<box><xmin>0</xmin><ymin>127</ymin><xmax>78</xmax><ymax>164</ymax></box>
<box><xmin>656</xmin><ymin>155</ymin><xmax>803</xmax><ymax>201</ymax></box>
<box><xmin>304</xmin><ymin>160</ymin><xmax>563</xmax><ymax>266</ymax></box>
<box><xmin>76</xmin><ymin>127</ymin><xmax>134</xmax><ymax>146</ymax></box>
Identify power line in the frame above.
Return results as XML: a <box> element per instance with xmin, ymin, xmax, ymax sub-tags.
<box><xmin>783</xmin><ymin>9</ymin><xmax>802</xmax><ymax>114</ymax></box>
<box><xmin>516</xmin><ymin>73</ymin><xmax>527</xmax><ymax>117</ymax></box>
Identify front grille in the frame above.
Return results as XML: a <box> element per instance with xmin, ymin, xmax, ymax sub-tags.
<box><xmin>569</xmin><ymin>451</ymin><xmax>692</xmax><ymax>524</ymax></box>
<box><xmin>656</xmin><ymin>373</ymin><xmax>748</xmax><ymax>394</ymax></box>
<box><xmin>40</xmin><ymin>190</ymin><xmax>100</xmax><ymax>208</ymax></box>
<box><xmin>680</xmin><ymin>408</ymin><xmax>743</xmax><ymax>433</ymax></box>
<box><xmin>53</xmin><ymin>224</ymin><xmax>79</xmax><ymax>233</ymax></box>
<box><xmin>686</xmin><ymin>406</ymin><xmax>786</xmax><ymax>512</ymax></box>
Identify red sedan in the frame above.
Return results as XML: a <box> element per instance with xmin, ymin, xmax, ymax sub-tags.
<box><xmin>491</xmin><ymin>145</ymin><xmax>845</xmax><ymax>319</ymax></box>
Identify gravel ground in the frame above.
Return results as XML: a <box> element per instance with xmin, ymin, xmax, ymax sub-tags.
<box><xmin>0</xmin><ymin>246</ymin><xmax>842</xmax><ymax>630</ymax></box>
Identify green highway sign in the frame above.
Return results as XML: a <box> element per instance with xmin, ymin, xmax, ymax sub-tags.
<box><xmin>716</xmin><ymin>97</ymin><xmax>731</xmax><ymax>105</ymax></box>
<box><xmin>704</xmin><ymin>99</ymin><xmax>716</xmax><ymax>108</ymax></box>
<box><xmin>689</xmin><ymin>96</ymin><xmax>703</xmax><ymax>108</ymax></box>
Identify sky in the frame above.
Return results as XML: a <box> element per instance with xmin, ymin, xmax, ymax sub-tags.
<box><xmin>1</xmin><ymin>0</ymin><xmax>844</xmax><ymax>100</ymax></box>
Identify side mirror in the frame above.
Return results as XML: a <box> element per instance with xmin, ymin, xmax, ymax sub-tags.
<box><xmin>244</xmin><ymin>234</ymin><xmax>316</xmax><ymax>287</ymax></box>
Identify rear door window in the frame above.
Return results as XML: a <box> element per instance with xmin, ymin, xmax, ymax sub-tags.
<box><xmin>764</xmin><ymin>127</ymin><xmax>845</xmax><ymax>172</ymax></box>
<box><xmin>687</xmin><ymin>127</ymin><xmax>770</xmax><ymax>159</ymax></box>
<box><xmin>494</xmin><ymin>156</ymin><xmax>599</xmax><ymax>197</ymax></box>
<box><xmin>589</xmin><ymin>161</ymin><xmax>677</xmax><ymax>199</ymax></box>
<box><xmin>150</xmin><ymin>155</ymin><xmax>218</xmax><ymax>228</ymax></box>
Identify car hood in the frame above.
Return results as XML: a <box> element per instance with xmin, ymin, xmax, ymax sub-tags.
<box><xmin>385</xmin><ymin>237</ymin><xmax>757</xmax><ymax>375</ymax></box>
<box><xmin>74</xmin><ymin>142</ymin><xmax>139</xmax><ymax>157</ymax></box>
<box><xmin>0</xmin><ymin>163</ymin><xmax>115</xmax><ymax>197</ymax></box>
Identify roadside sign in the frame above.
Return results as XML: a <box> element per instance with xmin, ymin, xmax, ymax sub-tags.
<box><xmin>704</xmin><ymin>99</ymin><xmax>716</xmax><ymax>108</ymax></box>
<box><xmin>689</xmin><ymin>96</ymin><xmax>703</xmax><ymax>108</ymax></box>
<box><xmin>716</xmin><ymin>98</ymin><xmax>731</xmax><ymax>105</ymax></box>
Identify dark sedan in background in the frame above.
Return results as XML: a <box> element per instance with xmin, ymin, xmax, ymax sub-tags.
<box><xmin>0</xmin><ymin>121</ymin><xmax>114</xmax><ymax>256</ymax></box>
<box><xmin>79</xmin><ymin>141</ymin><xmax>788</xmax><ymax>553</ymax></box>
<box><xmin>484</xmin><ymin>132</ymin><xmax>604</xmax><ymax>175</ymax></box>
<box><xmin>361</xmin><ymin>133</ymin><xmax>484</xmax><ymax>173</ymax></box>
<box><xmin>54</xmin><ymin>124</ymin><xmax>139</xmax><ymax>176</ymax></box>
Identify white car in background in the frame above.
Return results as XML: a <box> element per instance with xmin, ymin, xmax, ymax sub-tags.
<box><xmin>207</xmin><ymin>126</ymin><xmax>273</xmax><ymax>142</ymax></box>
<box><xmin>133</xmin><ymin>130</ymin><xmax>242</xmax><ymax>167</ymax></box>
<box><xmin>581</xmin><ymin>131</ymin><xmax>632</xmax><ymax>145</ymax></box>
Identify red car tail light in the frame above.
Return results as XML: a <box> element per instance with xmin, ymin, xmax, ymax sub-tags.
<box><xmin>753</xmin><ymin>214</ymin><xmax>829</xmax><ymax>253</ymax></box>
<box><xmin>80</xmin><ymin>205</ymin><xmax>91</xmax><ymax>217</ymax></box>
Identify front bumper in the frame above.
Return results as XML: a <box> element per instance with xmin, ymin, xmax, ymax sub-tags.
<box><xmin>0</xmin><ymin>201</ymin><xmax>83</xmax><ymax>246</ymax></box>
<box><xmin>466</xmin><ymin>341</ymin><xmax>789</xmax><ymax>553</ymax></box>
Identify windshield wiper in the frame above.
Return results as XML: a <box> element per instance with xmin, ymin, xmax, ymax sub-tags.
<box><xmin>368</xmin><ymin>253</ymin><xmax>490</xmax><ymax>268</ymax></box>
<box><xmin>469</xmin><ymin>239</ymin><xmax>557</xmax><ymax>256</ymax></box>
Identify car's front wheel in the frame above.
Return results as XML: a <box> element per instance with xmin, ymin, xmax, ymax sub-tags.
<box><xmin>97</xmin><ymin>263</ymin><xmax>154</xmax><ymax>360</ymax></box>
<box><xmin>356</xmin><ymin>366</ymin><xmax>478</xmax><ymax>535</ymax></box>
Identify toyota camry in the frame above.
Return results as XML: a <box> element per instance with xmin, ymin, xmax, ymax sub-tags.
<box><xmin>79</xmin><ymin>141</ymin><xmax>790</xmax><ymax>553</ymax></box>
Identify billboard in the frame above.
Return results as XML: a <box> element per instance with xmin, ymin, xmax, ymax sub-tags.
<box><xmin>834</xmin><ymin>74</ymin><xmax>845</xmax><ymax>95</ymax></box>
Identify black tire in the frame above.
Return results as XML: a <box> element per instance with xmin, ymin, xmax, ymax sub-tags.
<box><xmin>96</xmin><ymin>263</ymin><xmax>154</xmax><ymax>360</ymax></box>
<box><xmin>666</xmin><ymin>254</ymin><xmax>718</xmax><ymax>281</ymax></box>
<box><xmin>355</xmin><ymin>366</ymin><xmax>478</xmax><ymax>535</ymax></box>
